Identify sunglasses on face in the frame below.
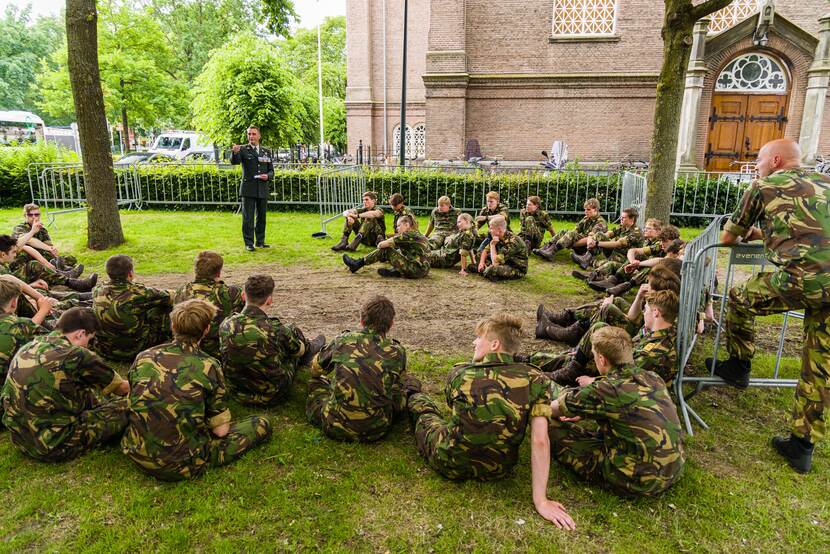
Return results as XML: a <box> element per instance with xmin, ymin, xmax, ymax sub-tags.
<box><xmin>27</xmin><ymin>213</ymin><xmax>41</xmax><ymax>217</ymax></box>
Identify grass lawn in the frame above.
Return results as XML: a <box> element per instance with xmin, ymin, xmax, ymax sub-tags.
<box><xmin>0</xmin><ymin>209</ymin><xmax>826</xmax><ymax>552</ymax></box>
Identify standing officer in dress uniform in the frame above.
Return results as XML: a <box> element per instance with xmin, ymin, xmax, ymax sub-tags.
<box><xmin>231</xmin><ymin>126</ymin><xmax>274</xmax><ymax>252</ymax></box>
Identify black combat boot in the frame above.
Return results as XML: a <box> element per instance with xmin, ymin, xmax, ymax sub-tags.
<box><xmin>344</xmin><ymin>233</ymin><xmax>364</xmax><ymax>252</ymax></box>
<box><xmin>587</xmin><ymin>274</ymin><xmax>621</xmax><ymax>292</ymax></box>
<box><xmin>402</xmin><ymin>373</ymin><xmax>423</xmax><ymax>400</ymax></box>
<box><xmin>549</xmin><ymin>358</ymin><xmax>585</xmax><ymax>387</ymax></box>
<box><xmin>55</xmin><ymin>264</ymin><xmax>84</xmax><ymax>279</ymax></box>
<box><xmin>377</xmin><ymin>268</ymin><xmax>401</xmax><ymax>278</ymax></box>
<box><xmin>541</xmin><ymin>321</ymin><xmax>586</xmax><ymax>346</ymax></box>
<box><xmin>605</xmin><ymin>281</ymin><xmax>634</xmax><ymax>297</ymax></box>
<box><xmin>533</xmin><ymin>241</ymin><xmax>559</xmax><ymax>261</ymax></box>
<box><xmin>570</xmin><ymin>250</ymin><xmax>593</xmax><ymax>270</ymax></box>
<box><xmin>66</xmin><ymin>273</ymin><xmax>97</xmax><ymax>292</ymax></box>
<box><xmin>772</xmin><ymin>434</ymin><xmax>814</xmax><ymax>474</ymax></box>
<box><xmin>331</xmin><ymin>234</ymin><xmax>350</xmax><ymax>251</ymax></box>
<box><xmin>706</xmin><ymin>357</ymin><xmax>751</xmax><ymax>388</ymax></box>
<box><xmin>299</xmin><ymin>334</ymin><xmax>326</xmax><ymax>367</ymax></box>
<box><xmin>571</xmin><ymin>269</ymin><xmax>595</xmax><ymax>282</ymax></box>
<box><xmin>342</xmin><ymin>255</ymin><xmax>365</xmax><ymax>273</ymax></box>
<box><xmin>537</xmin><ymin>303</ymin><xmax>575</xmax><ymax>326</ymax></box>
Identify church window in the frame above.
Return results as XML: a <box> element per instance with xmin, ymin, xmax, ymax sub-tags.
<box><xmin>708</xmin><ymin>0</ymin><xmax>759</xmax><ymax>34</ymax></box>
<box><xmin>715</xmin><ymin>53</ymin><xmax>787</xmax><ymax>93</ymax></box>
<box><xmin>551</xmin><ymin>0</ymin><xmax>617</xmax><ymax>36</ymax></box>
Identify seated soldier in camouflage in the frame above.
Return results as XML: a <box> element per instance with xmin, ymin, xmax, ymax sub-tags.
<box><xmin>424</xmin><ymin>196</ymin><xmax>461</xmax><ymax>249</ymax></box>
<box><xmin>533</xmin><ymin>198</ymin><xmax>607</xmax><ymax>261</ymax></box>
<box><xmin>549</xmin><ymin>325</ymin><xmax>685</xmax><ymax>497</ymax></box>
<box><xmin>476</xmin><ymin>215</ymin><xmax>528</xmax><ymax>281</ymax></box>
<box><xmin>406</xmin><ymin>314</ymin><xmax>575</xmax><ymax>529</ymax></box>
<box><xmin>571</xmin><ymin>207</ymin><xmax>644</xmax><ymax>271</ymax></box>
<box><xmin>122</xmin><ymin>299</ymin><xmax>272</xmax><ymax>481</ymax></box>
<box><xmin>426</xmin><ymin>213</ymin><xmax>477</xmax><ymax>275</ymax></box>
<box><xmin>1</xmin><ymin>307</ymin><xmax>129</xmax><ymax>462</ymax></box>
<box><xmin>219</xmin><ymin>274</ymin><xmax>325</xmax><ymax>405</ymax></box>
<box><xmin>574</xmin><ymin>218</ymin><xmax>662</xmax><ymax>283</ymax></box>
<box><xmin>587</xmin><ymin>224</ymin><xmax>681</xmax><ymax>296</ymax></box>
<box><xmin>530</xmin><ymin>276</ymin><xmax>680</xmax><ymax>387</ymax></box>
<box><xmin>331</xmin><ymin>191</ymin><xmax>386</xmax><ymax>252</ymax></box>
<box><xmin>0</xmin><ymin>235</ymin><xmax>97</xmax><ymax>293</ymax></box>
<box><xmin>519</xmin><ymin>196</ymin><xmax>556</xmax><ymax>251</ymax></box>
<box><xmin>306</xmin><ymin>295</ymin><xmax>408</xmax><ymax>443</ymax></box>
<box><xmin>12</xmin><ymin>203</ymin><xmax>80</xmax><ymax>272</ymax></box>
<box><xmin>342</xmin><ymin>215</ymin><xmax>430</xmax><ymax>278</ymax></box>
<box><xmin>173</xmin><ymin>251</ymin><xmax>244</xmax><ymax>357</ymax></box>
<box><xmin>475</xmin><ymin>191</ymin><xmax>510</xmax><ymax>250</ymax></box>
<box><xmin>535</xmin><ymin>258</ymin><xmax>681</xmax><ymax>345</ymax></box>
<box><xmin>92</xmin><ymin>254</ymin><xmax>173</xmax><ymax>361</ymax></box>
<box><xmin>387</xmin><ymin>193</ymin><xmax>418</xmax><ymax>235</ymax></box>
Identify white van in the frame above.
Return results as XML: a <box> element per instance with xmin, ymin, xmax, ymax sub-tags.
<box><xmin>150</xmin><ymin>131</ymin><xmax>213</xmax><ymax>160</ymax></box>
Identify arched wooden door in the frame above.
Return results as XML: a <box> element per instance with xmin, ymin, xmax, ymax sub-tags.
<box><xmin>705</xmin><ymin>53</ymin><xmax>789</xmax><ymax>172</ymax></box>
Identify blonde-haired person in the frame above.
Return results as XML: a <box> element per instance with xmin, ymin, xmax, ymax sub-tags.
<box><xmin>122</xmin><ymin>299</ymin><xmax>272</xmax><ymax>481</ymax></box>
<box><xmin>406</xmin><ymin>313</ymin><xmax>575</xmax><ymax>529</ymax></box>
<box><xmin>424</xmin><ymin>196</ymin><xmax>461</xmax><ymax>249</ymax></box>
<box><xmin>342</xmin><ymin>215</ymin><xmax>430</xmax><ymax>278</ymax></box>
<box><xmin>549</xmin><ymin>325</ymin><xmax>685</xmax><ymax>497</ymax></box>
<box><xmin>476</xmin><ymin>215</ymin><xmax>528</xmax><ymax>281</ymax></box>
<box><xmin>426</xmin><ymin>213</ymin><xmax>477</xmax><ymax>275</ymax></box>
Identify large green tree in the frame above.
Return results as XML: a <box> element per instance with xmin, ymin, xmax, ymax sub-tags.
<box><xmin>38</xmin><ymin>0</ymin><xmax>189</xmax><ymax>147</ymax></box>
<box><xmin>0</xmin><ymin>5</ymin><xmax>63</xmax><ymax>115</ymax></box>
<box><xmin>191</xmin><ymin>33</ymin><xmax>306</xmax><ymax>147</ymax></box>
<box><xmin>646</xmin><ymin>0</ymin><xmax>734</xmax><ymax>222</ymax></box>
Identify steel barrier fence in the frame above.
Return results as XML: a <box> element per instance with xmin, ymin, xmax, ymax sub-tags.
<box><xmin>620</xmin><ymin>172</ymin><xmax>647</xmax><ymax>219</ymax></box>
<box><xmin>675</xmin><ymin>226</ymin><xmax>801</xmax><ymax>435</ymax></box>
<box><xmin>314</xmin><ymin>165</ymin><xmax>366</xmax><ymax>237</ymax></box>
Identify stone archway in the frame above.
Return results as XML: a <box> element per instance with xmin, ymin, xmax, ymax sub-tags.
<box><xmin>705</xmin><ymin>52</ymin><xmax>791</xmax><ymax>171</ymax></box>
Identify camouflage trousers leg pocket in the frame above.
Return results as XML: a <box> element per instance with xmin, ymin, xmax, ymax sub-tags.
<box><xmin>208</xmin><ymin>415</ymin><xmax>272</xmax><ymax>468</ymax></box>
<box><xmin>58</xmin><ymin>398</ymin><xmax>129</xmax><ymax>461</ymax></box>
<box><xmin>791</xmin><ymin>304</ymin><xmax>830</xmax><ymax>443</ymax></box>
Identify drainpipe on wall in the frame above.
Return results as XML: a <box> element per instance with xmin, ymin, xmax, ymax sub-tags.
<box><xmin>382</xmin><ymin>0</ymin><xmax>388</xmax><ymax>159</ymax></box>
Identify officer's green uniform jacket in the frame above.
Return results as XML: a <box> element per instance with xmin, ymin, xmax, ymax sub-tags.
<box><xmin>409</xmin><ymin>352</ymin><xmax>552</xmax><ymax>480</ymax></box>
<box><xmin>121</xmin><ymin>340</ymin><xmax>232</xmax><ymax>479</ymax></box>
<box><xmin>92</xmin><ymin>279</ymin><xmax>173</xmax><ymax>361</ymax></box>
<box><xmin>219</xmin><ymin>305</ymin><xmax>306</xmax><ymax>405</ymax></box>
<box><xmin>173</xmin><ymin>279</ymin><xmax>244</xmax><ymax>357</ymax></box>
<box><xmin>306</xmin><ymin>328</ymin><xmax>407</xmax><ymax>442</ymax></box>
<box><xmin>1</xmin><ymin>332</ymin><xmax>125</xmax><ymax>460</ymax></box>
<box><xmin>555</xmin><ymin>363</ymin><xmax>685</xmax><ymax>496</ymax></box>
<box><xmin>230</xmin><ymin>144</ymin><xmax>274</xmax><ymax>199</ymax></box>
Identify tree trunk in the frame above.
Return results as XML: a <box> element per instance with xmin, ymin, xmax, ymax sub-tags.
<box><xmin>66</xmin><ymin>0</ymin><xmax>125</xmax><ymax>249</ymax></box>
<box><xmin>646</xmin><ymin>0</ymin><xmax>734</xmax><ymax>223</ymax></box>
<box><xmin>120</xmin><ymin>78</ymin><xmax>130</xmax><ymax>153</ymax></box>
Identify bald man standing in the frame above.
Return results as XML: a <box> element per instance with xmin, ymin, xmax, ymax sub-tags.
<box><xmin>707</xmin><ymin>139</ymin><xmax>830</xmax><ymax>473</ymax></box>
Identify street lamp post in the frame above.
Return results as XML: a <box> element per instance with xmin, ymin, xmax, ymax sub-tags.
<box><xmin>399</xmin><ymin>0</ymin><xmax>408</xmax><ymax>168</ymax></box>
<box><xmin>317</xmin><ymin>3</ymin><xmax>325</xmax><ymax>164</ymax></box>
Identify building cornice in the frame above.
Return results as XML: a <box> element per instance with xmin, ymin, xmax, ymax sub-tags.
<box><xmin>423</xmin><ymin>71</ymin><xmax>659</xmax><ymax>89</ymax></box>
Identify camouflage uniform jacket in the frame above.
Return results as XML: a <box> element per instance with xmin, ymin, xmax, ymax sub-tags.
<box><xmin>440</xmin><ymin>229</ymin><xmax>476</xmax><ymax>256</ymax></box>
<box><xmin>392</xmin><ymin>206</ymin><xmax>418</xmax><ymax>229</ymax></box>
<box><xmin>633</xmin><ymin>326</ymin><xmax>677</xmax><ymax>384</ymax></box>
<box><xmin>173</xmin><ymin>279</ymin><xmax>244</xmax><ymax>357</ymax></box>
<box><xmin>1</xmin><ymin>332</ymin><xmax>125</xmax><ymax>458</ymax></box>
<box><xmin>556</xmin><ymin>364</ymin><xmax>685</xmax><ymax>495</ymax></box>
<box><xmin>639</xmin><ymin>237</ymin><xmax>665</xmax><ymax>259</ymax></box>
<box><xmin>311</xmin><ymin>328</ymin><xmax>407</xmax><ymax>442</ymax></box>
<box><xmin>219</xmin><ymin>305</ymin><xmax>305</xmax><ymax>404</ymax></box>
<box><xmin>0</xmin><ymin>313</ymin><xmax>41</xmax><ymax>377</ymax></box>
<box><xmin>92</xmin><ymin>278</ymin><xmax>173</xmax><ymax>360</ymax></box>
<box><xmin>439</xmin><ymin>352</ymin><xmax>552</xmax><ymax>475</ymax></box>
<box><xmin>594</xmin><ymin>224</ymin><xmax>644</xmax><ymax>250</ymax></box>
<box><xmin>354</xmin><ymin>205</ymin><xmax>386</xmax><ymax>234</ymax></box>
<box><xmin>724</xmin><ymin>169</ymin><xmax>830</xmax><ymax>279</ymax></box>
<box><xmin>575</xmin><ymin>214</ymin><xmax>608</xmax><ymax>236</ymax></box>
<box><xmin>477</xmin><ymin>203</ymin><xmax>511</xmax><ymax>230</ymax></box>
<box><xmin>12</xmin><ymin>222</ymin><xmax>53</xmax><ymax>245</ymax></box>
<box><xmin>519</xmin><ymin>209</ymin><xmax>553</xmax><ymax>234</ymax></box>
<box><xmin>492</xmin><ymin>230</ymin><xmax>528</xmax><ymax>274</ymax></box>
<box><xmin>429</xmin><ymin>207</ymin><xmax>461</xmax><ymax>234</ymax></box>
<box><xmin>121</xmin><ymin>340</ymin><xmax>232</xmax><ymax>477</ymax></box>
<box><xmin>391</xmin><ymin>230</ymin><xmax>430</xmax><ymax>267</ymax></box>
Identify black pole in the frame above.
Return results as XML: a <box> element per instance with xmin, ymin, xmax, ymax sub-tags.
<box><xmin>399</xmin><ymin>0</ymin><xmax>408</xmax><ymax>168</ymax></box>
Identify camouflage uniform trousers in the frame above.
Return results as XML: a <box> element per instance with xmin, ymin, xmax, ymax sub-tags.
<box><xmin>29</xmin><ymin>395</ymin><xmax>128</xmax><ymax>463</ymax></box>
<box><xmin>19</xmin><ymin>260</ymin><xmax>67</xmax><ymax>288</ymax></box>
<box><xmin>592</xmin><ymin>260</ymin><xmax>623</xmax><ymax>279</ymax></box>
<box><xmin>726</xmin><ymin>271</ymin><xmax>830</xmax><ymax>443</ymax></box>
<box><xmin>548</xmin><ymin>418</ymin><xmax>670</xmax><ymax>497</ymax></box>
<box><xmin>363</xmin><ymin>247</ymin><xmax>429</xmax><ymax>278</ymax></box>
<box><xmin>140</xmin><ymin>416</ymin><xmax>272</xmax><ymax>481</ymax></box>
<box><xmin>519</xmin><ymin>218</ymin><xmax>545</xmax><ymax>251</ymax></box>
<box><xmin>343</xmin><ymin>217</ymin><xmax>385</xmax><ymax>247</ymax></box>
<box><xmin>408</xmin><ymin>392</ymin><xmax>511</xmax><ymax>481</ymax></box>
<box><xmin>550</xmin><ymin>229</ymin><xmax>588</xmax><ymax>251</ymax></box>
<box><xmin>613</xmin><ymin>264</ymin><xmax>652</xmax><ymax>286</ymax></box>
<box><xmin>481</xmin><ymin>264</ymin><xmax>524</xmax><ymax>282</ymax></box>
<box><xmin>426</xmin><ymin>249</ymin><xmax>461</xmax><ymax>269</ymax></box>
<box><xmin>306</xmin><ymin>374</ymin><xmax>397</xmax><ymax>442</ymax></box>
<box><xmin>427</xmin><ymin>232</ymin><xmax>452</xmax><ymax>250</ymax></box>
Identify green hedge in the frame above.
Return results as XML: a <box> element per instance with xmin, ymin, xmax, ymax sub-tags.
<box><xmin>0</xmin><ymin>143</ymin><xmax>78</xmax><ymax>207</ymax></box>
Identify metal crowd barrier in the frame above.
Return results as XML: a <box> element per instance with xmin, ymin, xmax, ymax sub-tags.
<box><xmin>313</xmin><ymin>165</ymin><xmax>365</xmax><ymax>238</ymax></box>
<box><xmin>674</xmin><ymin>221</ymin><xmax>801</xmax><ymax>435</ymax></box>
<box><xmin>620</xmin><ymin>171</ymin><xmax>647</xmax><ymax>218</ymax></box>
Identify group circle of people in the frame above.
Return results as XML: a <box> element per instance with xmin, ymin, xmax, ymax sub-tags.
<box><xmin>0</xmin><ymin>138</ymin><xmax>826</xmax><ymax>530</ymax></box>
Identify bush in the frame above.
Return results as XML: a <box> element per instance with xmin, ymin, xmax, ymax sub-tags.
<box><xmin>0</xmin><ymin>143</ymin><xmax>78</xmax><ymax>207</ymax></box>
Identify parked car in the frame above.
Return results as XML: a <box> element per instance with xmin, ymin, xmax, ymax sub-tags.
<box><xmin>114</xmin><ymin>151</ymin><xmax>176</xmax><ymax>167</ymax></box>
<box><xmin>150</xmin><ymin>131</ymin><xmax>214</xmax><ymax>160</ymax></box>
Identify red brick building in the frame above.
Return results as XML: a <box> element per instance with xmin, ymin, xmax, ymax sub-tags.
<box><xmin>346</xmin><ymin>0</ymin><xmax>830</xmax><ymax>170</ymax></box>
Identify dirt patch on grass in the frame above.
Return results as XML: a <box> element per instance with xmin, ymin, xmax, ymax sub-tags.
<box><xmin>142</xmin><ymin>263</ymin><xmax>588</xmax><ymax>357</ymax></box>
